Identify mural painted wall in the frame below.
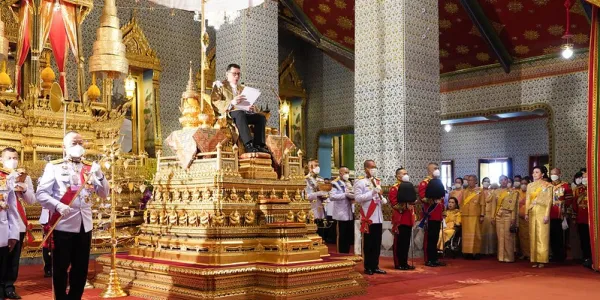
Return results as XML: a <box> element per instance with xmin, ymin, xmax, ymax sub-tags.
<box><xmin>441</xmin><ymin>118</ymin><xmax>550</xmax><ymax>180</ymax></box>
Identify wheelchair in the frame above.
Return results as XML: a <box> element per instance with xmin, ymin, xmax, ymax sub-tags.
<box><xmin>442</xmin><ymin>225</ymin><xmax>462</xmax><ymax>259</ymax></box>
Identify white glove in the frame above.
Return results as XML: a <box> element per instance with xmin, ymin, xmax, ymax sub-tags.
<box><xmin>91</xmin><ymin>162</ymin><xmax>102</xmax><ymax>178</ymax></box>
<box><xmin>372</xmin><ymin>188</ymin><xmax>382</xmax><ymax>195</ymax></box>
<box><xmin>381</xmin><ymin>196</ymin><xmax>388</xmax><ymax>205</ymax></box>
<box><xmin>317</xmin><ymin>191</ymin><xmax>329</xmax><ymax>197</ymax></box>
<box><xmin>56</xmin><ymin>203</ymin><xmax>71</xmax><ymax>216</ymax></box>
<box><xmin>212</xmin><ymin>81</ymin><xmax>223</xmax><ymax>88</ymax></box>
<box><xmin>345</xmin><ymin>192</ymin><xmax>355</xmax><ymax>199</ymax></box>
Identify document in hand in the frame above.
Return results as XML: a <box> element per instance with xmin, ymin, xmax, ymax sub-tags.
<box><xmin>235</xmin><ymin>86</ymin><xmax>261</xmax><ymax>111</ymax></box>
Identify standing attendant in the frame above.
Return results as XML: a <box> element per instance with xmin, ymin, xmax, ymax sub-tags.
<box><xmin>573</xmin><ymin>172</ymin><xmax>592</xmax><ymax>268</ymax></box>
<box><xmin>304</xmin><ymin>159</ymin><xmax>328</xmax><ymax>239</ymax></box>
<box><xmin>354</xmin><ymin>160</ymin><xmax>387</xmax><ymax>275</ymax></box>
<box><xmin>481</xmin><ymin>177</ymin><xmax>497</xmax><ymax>255</ymax></box>
<box><xmin>518</xmin><ymin>177</ymin><xmax>531</xmax><ymax>260</ymax></box>
<box><xmin>525</xmin><ymin>166</ymin><xmax>553</xmax><ymax>268</ymax></box>
<box><xmin>329</xmin><ymin>167</ymin><xmax>354</xmax><ymax>253</ymax></box>
<box><xmin>461</xmin><ymin>175</ymin><xmax>484</xmax><ymax>259</ymax></box>
<box><xmin>549</xmin><ymin>168</ymin><xmax>571</xmax><ymax>263</ymax></box>
<box><xmin>36</xmin><ymin>131</ymin><xmax>109</xmax><ymax>300</ymax></box>
<box><xmin>1</xmin><ymin>148</ymin><xmax>36</xmax><ymax>299</ymax></box>
<box><xmin>389</xmin><ymin>168</ymin><xmax>416</xmax><ymax>270</ymax></box>
<box><xmin>449</xmin><ymin>178</ymin><xmax>464</xmax><ymax>205</ymax></box>
<box><xmin>0</xmin><ymin>160</ymin><xmax>20</xmax><ymax>299</ymax></box>
<box><xmin>493</xmin><ymin>176</ymin><xmax>518</xmax><ymax>262</ymax></box>
<box><xmin>418</xmin><ymin>163</ymin><xmax>446</xmax><ymax>267</ymax></box>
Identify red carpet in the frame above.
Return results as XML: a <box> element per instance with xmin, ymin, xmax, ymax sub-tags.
<box><xmin>13</xmin><ymin>255</ymin><xmax>599</xmax><ymax>299</ymax></box>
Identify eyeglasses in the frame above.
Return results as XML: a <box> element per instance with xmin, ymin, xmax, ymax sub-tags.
<box><xmin>228</xmin><ymin>72</ymin><xmax>241</xmax><ymax>76</ymax></box>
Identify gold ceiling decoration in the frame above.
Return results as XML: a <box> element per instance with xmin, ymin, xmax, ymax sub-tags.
<box><xmin>440</xmin><ymin>19</ymin><xmax>452</xmax><ymax>30</ymax></box>
<box><xmin>318</xmin><ymin>3</ymin><xmax>330</xmax><ymax>13</ymax></box>
<box><xmin>548</xmin><ymin>25</ymin><xmax>565</xmax><ymax>36</ymax></box>
<box><xmin>523</xmin><ymin>30</ymin><xmax>540</xmax><ymax>41</ymax></box>
<box><xmin>325</xmin><ymin>29</ymin><xmax>338</xmax><ymax>39</ymax></box>
<box><xmin>294</xmin><ymin>0</ymin><xmax>304</xmax><ymax>8</ymax></box>
<box><xmin>476</xmin><ymin>52</ymin><xmax>490</xmax><ymax>62</ymax></box>
<box><xmin>315</xmin><ymin>15</ymin><xmax>326</xmax><ymax>25</ymax></box>
<box><xmin>456</xmin><ymin>45</ymin><xmax>470</xmax><ymax>55</ymax></box>
<box><xmin>514</xmin><ymin>45</ymin><xmax>530</xmax><ymax>55</ymax></box>
<box><xmin>337</xmin><ymin>16</ymin><xmax>353</xmax><ymax>30</ymax></box>
<box><xmin>343</xmin><ymin>36</ymin><xmax>354</xmax><ymax>44</ymax></box>
<box><xmin>440</xmin><ymin>49</ymin><xmax>449</xmax><ymax>58</ymax></box>
<box><xmin>444</xmin><ymin>2</ymin><xmax>459</xmax><ymax>14</ymax></box>
<box><xmin>507</xmin><ymin>1</ymin><xmax>524</xmax><ymax>13</ymax></box>
<box><xmin>334</xmin><ymin>0</ymin><xmax>347</xmax><ymax>9</ymax></box>
<box><xmin>573</xmin><ymin>33</ymin><xmax>589</xmax><ymax>44</ymax></box>
<box><xmin>533</xmin><ymin>0</ymin><xmax>549</xmax><ymax>5</ymax></box>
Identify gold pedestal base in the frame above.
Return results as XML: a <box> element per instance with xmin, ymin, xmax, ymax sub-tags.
<box><xmin>94</xmin><ymin>254</ymin><xmax>366</xmax><ymax>299</ymax></box>
<box><xmin>99</xmin><ymin>269</ymin><xmax>128</xmax><ymax>298</ymax></box>
<box><xmin>239</xmin><ymin>153</ymin><xmax>278</xmax><ymax>180</ymax></box>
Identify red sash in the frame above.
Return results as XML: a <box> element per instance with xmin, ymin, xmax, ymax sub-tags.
<box><xmin>360</xmin><ymin>200</ymin><xmax>378</xmax><ymax>233</ymax></box>
<box><xmin>43</xmin><ymin>165</ymin><xmax>91</xmax><ymax>248</ymax></box>
<box><xmin>15</xmin><ymin>200</ymin><xmax>34</xmax><ymax>243</ymax></box>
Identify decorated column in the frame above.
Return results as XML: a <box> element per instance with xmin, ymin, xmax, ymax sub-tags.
<box><xmin>215</xmin><ymin>3</ymin><xmax>279</xmax><ymax>129</ymax></box>
<box><xmin>354</xmin><ymin>0</ymin><xmax>441</xmax><ymax>184</ymax></box>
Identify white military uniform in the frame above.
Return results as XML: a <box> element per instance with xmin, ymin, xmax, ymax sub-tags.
<box><xmin>354</xmin><ymin>177</ymin><xmax>386</xmax><ymax>224</ymax></box>
<box><xmin>5</xmin><ymin>173</ymin><xmax>36</xmax><ymax>232</ymax></box>
<box><xmin>0</xmin><ymin>171</ymin><xmax>20</xmax><ymax>247</ymax></box>
<box><xmin>305</xmin><ymin>175</ymin><xmax>328</xmax><ymax>220</ymax></box>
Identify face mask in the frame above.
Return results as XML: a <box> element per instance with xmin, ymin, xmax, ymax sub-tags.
<box><xmin>507</xmin><ymin>183</ymin><xmax>512</xmax><ymax>188</ymax></box>
<box><xmin>575</xmin><ymin>178</ymin><xmax>582</xmax><ymax>185</ymax></box>
<box><xmin>342</xmin><ymin>174</ymin><xmax>349</xmax><ymax>181</ymax></box>
<box><xmin>454</xmin><ymin>183</ymin><xmax>461</xmax><ymax>189</ymax></box>
<box><xmin>482</xmin><ymin>182</ymin><xmax>490</xmax><ymax>188</ymax></box>
<box><xmin>463</xmin><ymin>183</ymin><xmax>469</xmax><ymax>188</ymax></box>
<box><xmin>433</xmin><ymin>169</ymin><xmax>441</xmax><ymax>178</ymax></box>
<box><xmin>513</xmin><ymin>182</ymin><xmax>520</xmax><ymax>188</ymax></box>
<box><xmin>2</xmin><ymin>159</ymin><xmax>17</xmax><ymax>170</ymax></box>
<box><xmin>582</xmin><ymin>178</ymin><xmax>588</xmax><ymax>186</ymax></box>
<box><xmin>370</xmin><ymin>168</ymin><xmax>378</xmax><ymax>178</ymax></box>
<box><xmin>521</xmin><ymin>185</ymin><xmax>527</xmax><ymax>191</ymax></box>
<box><xmin>550</xmin><ymin>175</ymin><xmax>559</xmax><ymax>182</ymax></box>
<box><xmin>312</xmin><ymin>166</ymin><xmax>320</xmax><ymax>175</ymax></box>
<box><xmin>402</xmin><ymin>174</ymin><xmax>410</xmax><ymax>182</ymax></box>
<box><xmin>67</xmin><ymin>145</ymin><xmax>85</xmax><ymax>158</ymax></box>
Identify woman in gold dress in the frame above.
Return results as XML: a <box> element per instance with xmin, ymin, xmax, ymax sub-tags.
<box><xmin>461</xmin><ymin>175</ymin><xmax>484</xmax><ymax>259</ymax></box>
<box><xmin>449</xmin><ymin>178</ymin><xmax>464</xmax><ymax>205</ymax></box>
<box><xmin>525</xmin><ymin>166</ymin><xmax>553</xmax><ymax>268</ymax></box>
<box><xmin>481</xmin><ymin>177</ymin><xmax>496</xmax><ymax>255</ymax></box>
<box><xmin>517</xmin><ymin>177</ymin><xmax>530</xmax><ymax>260</ymax></box>
<box><xmin>494</xmin><ymin>176</ymin><xmax>518</xmax><ymax>262</ymax></box>
<box><xmin>438</xmin><ymin>197</ymin><xmax>462</xmax><ymax>250</ymax></box>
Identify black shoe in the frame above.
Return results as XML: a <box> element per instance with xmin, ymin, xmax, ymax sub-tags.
<box><xmin>44</xmin><ymin>270</ymin><xmax>52</xmax><ymax>278</ymax></box>
<box><xmin>255</xmin><ymin>144</ymin><xmax>270</xmax><ymax>153</ymax></box>
<box><xmin>364</xmin><ymin>269</ymin><xmax>374</xmax><ymax>275</ymax></box>
<box><xmin>373</xmin><ymin>268</ymin><xmax>387</xmax><ymax>274</ymax></box>
<box><xmin>244</xmin><ymin>143</ymin><xmax>259</xmax><ymax>153</ymax></box>
<box><xmin>425</xmin><ymin>261</ymin><xmax>438</xmax><ymax>267</ymax></box>
<box><xmin>400</xmin><ymin>265</ymin><xmax>416</xmax><ymax>270</ymax></box>
<box><xmin>5</xmin><ymin>291</ymin><xmax>22</xmax><ymax>299</ymax></box>
<box><xmin>434</xmin><ymin>260</ymin><xmax>447</xmax><ymax>266</ymax></box>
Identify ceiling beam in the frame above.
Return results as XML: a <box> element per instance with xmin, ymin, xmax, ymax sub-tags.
<box><xmin>280</xmin><ymin>0</ymin><xmax>321</xmax><ymax>45</ymax></box>
<box><xmin>459</xmin><ymin>0</ymin><xmax>513</xmax><ymax>73</ymax></box>
<box><xmin>580</xmin><ymin>0</ymin><xmax>592</xmax><ymax>22</ymax></box>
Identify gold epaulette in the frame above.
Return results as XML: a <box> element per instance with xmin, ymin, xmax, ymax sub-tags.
<box><xmin>357</xmin><ymin>176</ymin><xmax>365</xmax><ymax>179</ymax></box>
<box><xmin>50</xmin><ymin>158</ymin><xmax>65</xmax><ymax>165</ymax></box>
<box><xmin>392</xmin><ymin>182</ymin><xmax>400</xmax><ymax>187</ymax></box>
<box><xmin>82</xmin><ymin>160</ymin><xmax>93</xmax><ymax>166</ymax></box>
<box><xmin>0</xmin><ymin>167</ymin><xmax>10</xmax><ymax>175</ymax></box>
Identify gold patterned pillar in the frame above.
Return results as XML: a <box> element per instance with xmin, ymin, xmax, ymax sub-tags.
<box><xmin>354</xmin><ymin>0</ymin><xmax>441</xmax><ymax>184</ymax></box>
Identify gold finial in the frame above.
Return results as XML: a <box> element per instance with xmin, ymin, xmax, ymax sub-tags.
<box><xmin>86</xmin><ymin>73</ymin><xmax>101</xmax><ymax>102</ymax></box>
<box><xmin>89</xmin><ymin>0</ymin><xmax>129</xmax><ymax>79</ymax></box>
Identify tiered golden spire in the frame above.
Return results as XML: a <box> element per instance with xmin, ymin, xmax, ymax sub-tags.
<box><xmin>88</xmin><ymin>0</ymin><xmax>128</xmax><ymax>78</ymax></box>
<box><xmin>179</xmin><ymin>62</ymin><xmax>201</xmax><ymax>128</ymax></box>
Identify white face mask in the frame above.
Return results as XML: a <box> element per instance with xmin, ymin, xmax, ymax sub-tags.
<box><xmin>312</xmin><ymin>166</ymin><xmax>320</xmax><ymax>175</ymax></box>
<box><xmin>402</xmin><ymin>174</ymin><xmax>410</xmax><ymax>182</ymax></box>
<box><xmin>550</xmin><ymin>175</ymin><xmax>559</xmax><ymax>182</ymax></box>
<box><xmin>582</xmin><ymin>178</ymin><xmax>588</xmax><ymax>186</ymax></box>
<box><xmin>483</xmin><ymin>182</ymin><xmax>490</xmax><ymax>188</ymax></box>
<box><xmin>67</xmin><ymin>145</ymin><xmax>85</xmax><ymax>158</ymax></box>
<box><xmin>369</xmin><ymin>168</ymin><xmax>378</xmax><ymax>178</ymax></box>
<box><xmin>342</xmin><ymin>174</ymin><xmax>349</xmax><ymax>181</ymax></box>
<box><xmin>575</xmin><ymin>178</ymin><xmax>582</xmax><ymax>185</ymax></box>
<box><xmin>520</xmin><ymin>185</ymin><xmax>527</xmax><ymax>191</ymax></box>
<box><xmin>2</xmin><ymin>159</ymin><xmax>17</xmax><ymax>170</ymax></box>
<box><xmin>454</xmin><ymin>183</ymin><xmax>462</xmax><ymax>189</ymax></box>
<box><xmin>507</xmin><ymin>183</ymin><xmax>512</xmax><ymax>188</ymax></box>
<box><xmin>513</xmin><ymin>182</ymin><xmax>520</xmax><ymax>188</ymax></box>
<box><xmin>433</xmin><ymin>169</ymin><xmax>441</xmax><ymax>178</ymax></box>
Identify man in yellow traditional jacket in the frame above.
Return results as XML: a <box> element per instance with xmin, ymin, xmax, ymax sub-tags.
<box><xmin>460</xmin><ymin>175</ymin><xmax>484</xmax><ymax>259</ymax></box>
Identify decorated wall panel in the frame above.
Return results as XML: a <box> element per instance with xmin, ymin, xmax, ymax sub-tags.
<box><xmin>61</xmin><ymin>0</ymin><xmax>201</xmax><ymax>156</ymax></box>
<box><xmin>216</xmin><ymin>3</ymin><xmax>279</xmax><ymax>128</ymax></box>
<box><xmin>441</xmin><ymin>67</ymin><xmax>588</xmax><ymax>178</ymax></box>
<box><xmin>441</xmin><ymin>118</ymin><xmax>550</xmax><ymax>179</ymax></box>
